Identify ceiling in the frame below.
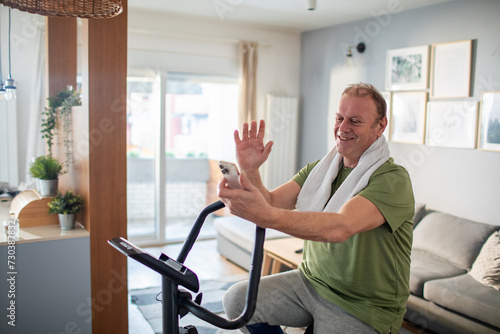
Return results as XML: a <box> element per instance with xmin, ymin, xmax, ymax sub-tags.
<box><xmin>128</xmin><ymin>0</ymin><xmax>454</xmax><ymax>32</ymax></box>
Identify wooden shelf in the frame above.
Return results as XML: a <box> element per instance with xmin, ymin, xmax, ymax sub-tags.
<box><xmin>0</xmin><ymin>223</ymin><xmax>89</xmax><ymax>245</ymax></box>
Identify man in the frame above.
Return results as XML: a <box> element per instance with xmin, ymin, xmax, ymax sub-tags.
<box><xmin>218</xmin><ymin>83</ymin><xmax>414</xmax><ymax>333</ymax></box>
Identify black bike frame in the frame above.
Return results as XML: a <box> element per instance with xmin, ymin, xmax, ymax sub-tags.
<box><xmin>109</xmin><ymin>200</ymin><xmax>266</xmax><ymax>334</ymax></box>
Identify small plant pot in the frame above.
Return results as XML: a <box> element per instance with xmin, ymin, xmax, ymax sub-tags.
<box><xmin>37</xmin><ymin>178</ymin><xmax>58</xmax><ymax>197</ymax></box>
<box><xmin>58</xmin><ymin>213</ymin><xmax>76</xmax><ymax>230</ymax></box>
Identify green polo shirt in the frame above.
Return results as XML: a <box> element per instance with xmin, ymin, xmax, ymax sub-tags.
<box><xmin>293</xmin><ymin>158</ymin><xmax>414</xmax><ymax>334</ymax></box>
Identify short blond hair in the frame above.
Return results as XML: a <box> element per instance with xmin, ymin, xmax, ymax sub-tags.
<box><xmin>342</xmin><ymin>83</ymin><xmax>387</xmax><ymax>120</ymax></box>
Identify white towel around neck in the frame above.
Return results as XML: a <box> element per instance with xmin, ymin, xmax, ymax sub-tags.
<box><xmin>296</xmin><ymin>136</ymin><xmax>390</xmax><ymax>213</ymax></box>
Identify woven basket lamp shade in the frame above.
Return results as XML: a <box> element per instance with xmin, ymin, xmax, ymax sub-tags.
<box><xmin>0</xmin><ymin>0</ymin><xmax>123</xmax><ymax>18</ymax></box>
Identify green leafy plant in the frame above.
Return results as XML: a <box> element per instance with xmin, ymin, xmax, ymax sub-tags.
<box><xmin>47</xmin><ymin>191</ymin><xmax>84</xmax><ymax>215</ymax></box>
<box><xmin>41</xmin><ymin>106</ymin><xmax>58</xmax><ymax>158</ymax></box>
<box><xmin>47</xmin><ymin>88</ymin><xmax>80</xmax><ymax>109</ymax></box>
<box><xmin>41</xmin><ymin>88</ymin><xmax>82</xmax><ymax>165</ymax></box>
<box><xmin>29</xmin><ymin>155</ymin><xmax>64</xmax><ymax>180</ymax></box>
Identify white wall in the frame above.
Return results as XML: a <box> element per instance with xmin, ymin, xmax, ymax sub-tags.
<box><xmin>299</xmin><ymin>0</ymin><xmax>500</xmax><ymax>224</ymax></box>
<box><xmin>128</xmin><ymin>9</ymin><xmax>301</xmax><ymax>122</ymax></box>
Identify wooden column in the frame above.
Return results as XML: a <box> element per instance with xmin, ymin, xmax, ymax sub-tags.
<box><xmin>80</xmin><ymin>2</ymin><xmax>128</xmax><ymax>332</ymax></box>
<box><xmin>46</xmin><ymin>17</ymin><xmax>77</xmax><ymax>96</ymax></box>
<box><xmin>45</xmin><ymin>17</ymin><xmax>77</xmax><ymax>192</ymax></box>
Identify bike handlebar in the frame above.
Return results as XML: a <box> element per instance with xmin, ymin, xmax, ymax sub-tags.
<box><xmin>177</xmin><ymin>200</ymin><xmax>226</xmax><ymax>263</ymax></box>
<box><xmin>179</xmin><ymin>213</ymin><xmax>265</xmax><ymax>329</ymax></box>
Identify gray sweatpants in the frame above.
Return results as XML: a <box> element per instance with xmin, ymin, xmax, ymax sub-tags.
<box><xmin>222</xmin><ymin>269</ymin><xmax>378</xmax><ymax>334</ymax></box>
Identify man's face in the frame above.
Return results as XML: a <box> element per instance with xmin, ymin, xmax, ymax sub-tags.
<box><xmin>334</xmin><ymin>95</ymin><xmax>386</xmax><ymax>168</ymax></box>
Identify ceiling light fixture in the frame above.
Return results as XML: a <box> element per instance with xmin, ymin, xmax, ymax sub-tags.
<box><xmin>308</xmin><ymin>0</ymin><xmax>316</xmax><ymax>11</ymax></box>
<box><xmin>0</xmin><ymin>0</ymin><xmax>123</xmax><ymax>19</ymax></box>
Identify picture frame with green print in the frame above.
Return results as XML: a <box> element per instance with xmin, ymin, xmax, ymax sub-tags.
<box><xmin>385</xmin><ymin>45</ymin><xmax>430</xmax><ymax>91</ymax></box>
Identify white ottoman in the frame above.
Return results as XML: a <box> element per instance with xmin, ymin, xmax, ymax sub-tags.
<box><xmin>214</xmin><ymin>215</ymin><xmax>289</xmax><ymax>269</ymax></box>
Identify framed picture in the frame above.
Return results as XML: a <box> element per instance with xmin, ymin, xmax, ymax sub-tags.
<box><xmin>385</xmin><ymin>45</ymin><xmax>430</xmax><ymax>91</ymax></box>
<box><xmin>390</xmin><ymin>92</ymin><xmax>427</xmax><ymax>144</ymax></box>
<box><xmin>478</xmin><ymin>92</ymin><xmax>500</xmax><ymax>151</ymax></box>
<box><xmin>426</xmin><ymin>101</ymin><xmax>478</xmax><ymax>148</ymax></box>
<box><xmin>381</xmin><ymin>91</ymin><xmax>391</xmax><ymax>140</ymax></box>
<box><xmin>430</xmin><ymin>40</ymin><xmax>472</xmax><ymax>98</ymax></box>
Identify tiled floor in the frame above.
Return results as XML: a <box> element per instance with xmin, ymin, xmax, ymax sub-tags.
<box><xmin>129</xmin><ymin>299</ymin><xmax>155</xmax><ymax>334</ymax></box>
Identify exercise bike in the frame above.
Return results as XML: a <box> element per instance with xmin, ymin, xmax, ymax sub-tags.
<box><xmin>109</xmin><ymin>200</ymin><xmax>265</xmax><ymax>334</ymax></box>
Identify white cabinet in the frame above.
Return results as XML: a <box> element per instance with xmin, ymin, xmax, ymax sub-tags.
<box><xmin>0</xmin><ymin>225</ymin><xmax>91</xmax><ymax>333</ymax></box>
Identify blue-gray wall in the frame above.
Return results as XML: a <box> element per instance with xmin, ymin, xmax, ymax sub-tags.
<box><xmin>299</xmin><ymin>0</ymin><xmax>500</xmax><ymax>224</ymax></box>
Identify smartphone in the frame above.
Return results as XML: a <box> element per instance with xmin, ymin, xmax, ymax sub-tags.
<box><xmin>219</xmin><ymin>161</ymin><xmax>242</xmax><ymax>189</ymax></box>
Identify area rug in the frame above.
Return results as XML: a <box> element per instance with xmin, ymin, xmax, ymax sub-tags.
<box><xmin>131</xmin><ymin>279</ymin><xmax>240</xmax><ymax>334</ymax></box>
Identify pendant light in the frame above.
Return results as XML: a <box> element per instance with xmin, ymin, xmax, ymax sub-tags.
<box><xmin>0</xmin><ymin>0</ymin><xmax>123</xmax><ymax>19</ymax></box>
<box><xmin>0</xmin><ymin>5</ymin><xmax>5</xmax><ymax>100</ymax></box>
<box><xmin>3</xmin><ymin>7</ymin><xmax>16</xmax><ymax>101</ymax></box>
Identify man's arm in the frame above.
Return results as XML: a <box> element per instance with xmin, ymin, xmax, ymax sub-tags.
<box><xmin>222</xmin><ymin>120</ymin><xmax>386</xmax><ymax>241</ymax></box>
<box><xmin>219</xmin><ymin>174</ymin><xmax>386</xmax><ymax>243</ymax></box>
<box><xmin>268</xmin><ymin>180</ymin><xmax>301</xmax><ymax>210</ymax></box>
<box><xmin>232</xmin><ymin>120</ymin><xmax>273</xmax><ymax>202</ymax></box>
<box><xmin>264</xmin><ymin>195</ymin><xmax>387</xmax><ymax>242</ymax></box>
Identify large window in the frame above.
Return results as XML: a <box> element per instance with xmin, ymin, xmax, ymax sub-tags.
<box><xmin>127</xmin><ymin>72</ymin><xmax>238</xmax><ymax>245</ymax></box>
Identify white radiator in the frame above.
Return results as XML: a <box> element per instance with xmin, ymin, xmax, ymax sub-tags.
<box><xmin>263</xmin><ymin>95</ymin><xmax>299</xmax><ymax>190</ymax></box>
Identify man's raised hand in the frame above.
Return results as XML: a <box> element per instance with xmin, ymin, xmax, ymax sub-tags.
<box><xmin>234</xmin><ymin>120</ymin><xmax>273</xmax><ymax>171</ymax></box>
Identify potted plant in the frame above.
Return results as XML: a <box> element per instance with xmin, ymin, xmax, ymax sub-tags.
<box><xmin>41</xmin><ymin>87</ymin><xmax>81</xmax><ymax>169</ymax></box>
<box><xmin>47</xmin><ymin>191</ymin><xmax>84</xmax><ymax>230</ymax></box>
<box><xmin>29</xmin><ymin>155</ymin><xmax>64</xmax><ymax>196</ymax></box>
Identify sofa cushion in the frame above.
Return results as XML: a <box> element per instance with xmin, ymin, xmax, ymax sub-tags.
<box><xmin>214</xmin><ymin>216</ymin><xmax>289</xmax><ymax>252</ymax></box>
<box><xmin>413</xmin><ymin>202</ymin><xmax>427</xmax><ymax>227</ymax></box>
<box><xmin>410</xmin><ymin>249</ymin><xmax>466</xmax><ymax>297</ymax></box>
<box><xmin>470</xmin><ymin>231</ymin><xmax>500</xmax><ymax>290</ymax></box>
<box><xmin>413</xmin><ymin>212</ymin><xmax>499</xmax><ymax>270</ymax></box>
<box><xmin>423</xmin><ymin>274</ymin><xmax>500</xmax><ymax>329</ymax></box>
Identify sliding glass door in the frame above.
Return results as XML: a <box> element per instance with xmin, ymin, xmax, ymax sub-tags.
<box><xmin>127</xmin><ymin>71</ymin><xmax>238</xmax><ymax>245</ymax></box>
<box><xmin>126</xmin><ymin>74</ymin><xmax>158</xmax><ymax>240</ymax></box>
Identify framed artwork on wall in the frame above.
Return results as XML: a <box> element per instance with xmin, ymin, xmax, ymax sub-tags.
<box><xmin>426</xmin><ymin>101</ymin><xmax>478</xmax><ymax>148</ymax></box>
<box><xmin>390</xmin><ymin>92</ymin><xmax>427</xmax><ymax>144</ymax></box>
<box><xmin>478</xmin><ymin>91</ymin><xmax>500</xmax><ymax>151</ymax></box>
<box><xmin>430</xmin><ymin>40</ymin><xmax>472</xmax><ymax>98</ymax></box>
<box><xmin>385</xmin><ymin>45</ymin><xmax>430</xmax><ymax>91</ymax></box>
<box><xmin>381</xmin><ymin>91</ymin><xmax>392</xmax><ymax>140</ymax></box>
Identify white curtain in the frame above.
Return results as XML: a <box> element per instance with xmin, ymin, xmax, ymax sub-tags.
<box><xmin>238</xmin><ymin>40</ymin><xmax>258</xmax><ymax>124</ymax></box>
<box><xmin>24</xmin><ymin>17</ymin><xmax>46</xmax><ymax>184</ymax></box>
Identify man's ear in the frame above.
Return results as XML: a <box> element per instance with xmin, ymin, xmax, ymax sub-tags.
<box><xmin>377</xmin><ymin>116</ymin><xmax>388</xmax><ymax>137</ymax></box>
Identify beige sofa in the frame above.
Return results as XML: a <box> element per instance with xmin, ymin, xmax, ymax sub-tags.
<box><xmin>405</xmin><ymin>205</ymin><xmax>500</xmax><ymax>334</ymax></box>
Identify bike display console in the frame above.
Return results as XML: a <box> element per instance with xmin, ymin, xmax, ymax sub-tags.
<box><xmin>109</xmin><ymin>237</ymin><xmax>199</xmax><ymax>293</ymax></box>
